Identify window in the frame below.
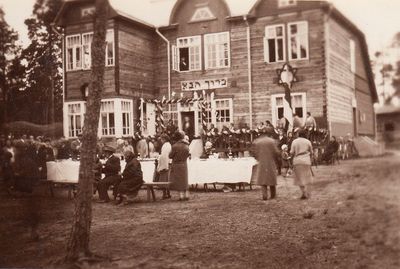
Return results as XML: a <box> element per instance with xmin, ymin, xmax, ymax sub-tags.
<box><xmin>214</xmin><ymin>99</ymin><xmax>232</xmax><ymax>131</ymax></box>
<box><xmin>81</xmin><ymin>7</ymin><xmax>95</xmax><ymax>17</ymax></box>
<box><xmin>271</xmin><ymin>93</ymin><xmax>306</xmax><ymax>126</ymax></box>
<box><xmin>67</xmin><ymin>102</ymin><xmax>85</xmax><ymax>137</ymax></box>
<box><xmin>66</xmin><ymin>35</ymin><xmax>82</xmax><ymax>71</ymax></box>
<box><xmin>198</xmin><ymin>94</ymin><xmax>213</xmax><ymax>130</ymax></box>
<box><xmin>264</xmin><ymin>25</ymin><xmax>285</xmax><ymax>63</ymax></box>
<box><xmin>288</xmin><ymin>22</ymin><xmax>308</xmax><ymax>60</ymax></box>
<box><xmin>204</xmin><ymin>32</ymin><xmax>230</xmax><ymax>69</ymax></box>
<box><xmin>65</xmin><ymin>30</ymin><xmax>114</xmax><ymax>72</ymax></box>
<box><xmin>350</xmin><ymin>39</ymin><xmax>355</xmax><ymax>73</ymax></box>
<box><xmin>82</xmin><ymin>33</ymin><xmax>93</xmax><ymax>69</ymax></box>
<box><xmin>121</xmin><ymin>101</ymin><xmax>132</xmax><ymax>136</ymax></box>
<box><xmin>278</xmin><ymin>0</ymin><xmax>297</xmax><ymax>7</ymax></box>
<box><xmin>190</xmin><ymin>7</ymin><xmax>215</xmax><ymax>22</ymax></box>
<box><xmin>173</xmin><ymin>36</ymin><xmax>201</xmax><ymax>72</ymax></box>
<box><xmin>101</xmin><ymin>101</ymin><xmax>115</xmax><ymax>136</ymax></box>
<box><xmin>106</xmin><ymin>30</ymin><xmax>114</xmax><ymax>66</ymax></box>
<box><xmin>163</xmin><ymin>103</ymin><xmax>179</xmax><ymax>127</ymax></box>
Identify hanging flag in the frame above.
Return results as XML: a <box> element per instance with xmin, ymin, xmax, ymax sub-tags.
<box><xmin>283</xmin><ymin>84</ymin><xmax>293</xmax><ymax>129</ymax></box>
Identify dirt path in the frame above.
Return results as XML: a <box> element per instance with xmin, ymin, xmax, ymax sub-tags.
<box><xmin>0</xmin><ymin>155</ymin><xmax>399</xmax><ymax>268</ymax></box>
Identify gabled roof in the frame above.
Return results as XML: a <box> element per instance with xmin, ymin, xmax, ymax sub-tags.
<box><xmin>55</xmin><ymin>0</ymin><xmax>258</xmax><ymax>28</ymax></box>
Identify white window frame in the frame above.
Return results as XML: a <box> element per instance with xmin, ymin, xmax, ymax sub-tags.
<box><xmin>66</xmin><ymin>34</ymin><xmax>82</xmax><ymax>71</ymax></box>
<box><xmin>278</xmin><ymin>0</ymin><xmax>297</xmax><ymax>8</ymax></box>
<box><xmin>350</xmin><ymin>39</ymin><xmax>356</xmax><ymax>73</ymax></box>
<box><xmin>100</xmin><ymin>100</ymin><xmax>116</xmax><ymax>137</ymax></box>
<box><xmin>271</xmin><ymin>93</ymin><xmax>306</xmax><ymax>127</ymax></box>
<box><xmin>213</xmin><ymin>98</ymin><xmax>233</xmax><ymax>131</ymax></box>
<box><xmin>106</xmin><ymin>30</ymin><xmax>115</xmax><ymax>66</ymax></box>
<box><xmin>288</xmin><ymin>21</ymin><xmax>309</xmax><ymax>61</ymax></box>
<box><xmin>121</xmin><ymin>100</ymin><xmax>133</xmax><ymax>137</ymax></box>
<box><xmin>163</xmin><ymin>103</ymin><xmax>179</xmax><ymax>127</ymax></box>
<box><xmin>264</xmin><ymin>24</ymin><xmax>286</xmax><ymax>63</ymax></box>
<box><xmin>66</xmin><ymin>101</ymin><xmax>86</xmax><ymax>138</ymax></box>
<box><xmin>82</xmin><ymin>32</ymin><xmax>93</xmax><ymax>70</ymax></box>
<box><xmin>204</xmin><ymin>32</ymin><xmax>231</xmax><ymax>69</ymax></box>
<box><xmin>65</xmin><ymin>30</ymin><xmax>114</xmax><ymax>72</ymax></box>
<box><xmin>174</xmin><ymin>35</ymin><xmax>202</xmax><ymax>72</ymax></box>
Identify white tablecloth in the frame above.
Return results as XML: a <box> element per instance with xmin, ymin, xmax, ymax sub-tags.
<box><xmin>47</xmin><ymin>157</ymin><xmax>256</xmax><ymax>185</ymax></box>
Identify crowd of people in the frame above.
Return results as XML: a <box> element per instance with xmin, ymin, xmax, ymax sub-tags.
<box><xmin>0</xmin><ymin>111</ymin><xmax>358</xmax><ymax>204</ymax></box>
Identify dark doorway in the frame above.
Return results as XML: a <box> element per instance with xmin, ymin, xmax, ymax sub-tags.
<box><xmin>181</xmin><ymin>111</ymin><xmax>195</xmax><ymax>141</ymax></box>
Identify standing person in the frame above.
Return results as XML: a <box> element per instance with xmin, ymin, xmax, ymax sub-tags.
<box><xmin>251</xmin><ymin>131</ymin><xmax>280</xmax><ymax>200</ymax></box>
<box><xmin>2</xmin><ymin>139</ymin><xmax>15</xmax><ymax>190</ymax></box>
<box><xmin>12</xmin><ymin>142</ymin><xmax>41</xmax><ymax>240</ymax></box>
<box><xmin>70</xmin><ymin>134</ymin><xmax>82</xmax><ymax>160</ymax></box>
<box><xmin>276</xmin><ymin>129</ymin><xmax>288</xmax><ymax>175</ymax></box>
<box><xmin>290</xmin><ymin>129</ymin><xmax>313</xmax><ymax>199</ymax></box>
<box><xmin>116</xmin><ymin>151</ymin><xmax>143</xmax><ymax>205</ymax></box>
<box><xmin>169</xmin><ymin>131</ymin><xmax>190</xmax><ymax>201</ymax></box>
<box><xmin>293</xmin><ymin>113</ymin><xmax>303</xmax><ymax>130</ymax></box>
<box><xmin>304</xmin><ymin>112</ymin><xmax>317</xmax><ymax>141</ymax></box>
<box><xmin>122</xmin><ymin>140</ymin><xmax>134</xmax><ymax>156</ymax></box>
<box><xmin>97</xmin><ymin>146</ymin><xmax>121</xmax><ymax>203</ymax></box>
<box><xmin>37</xmin><ymin>138</ymin><xmax>55</xmax><ymax>179</ymax></box>
<box><xmin>136</xmin><ymin>135</ymin><xmax>149</xmax><ymax>159</ymax></box>
<box><xmin>157</xmin><ymin>134</ymin><xmax>172</xmax><ymax>199</ymax></box>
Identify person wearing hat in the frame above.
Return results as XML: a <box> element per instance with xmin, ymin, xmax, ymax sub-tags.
<box><xmin>250</xmin><ymin>130</ymin><xmax>280</xmax><ymax>200</ymax></box>
<box><xmin>169</xmin><ymin>131</ymin><xmax>190</xmax><ymax>201</ymax></box>
<box><xmin>115</xmin><ymin>151</ymin><xmax>143</xmax><ymax>205</ymax></box>
<box><xmin>97</xmin><ymin>145</ymin><xmax>121</xmax><ymax>203</ymax></box>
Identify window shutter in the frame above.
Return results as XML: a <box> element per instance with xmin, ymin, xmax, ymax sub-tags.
<box><xmin>171</xmin><ymin>45</ymin><xmax>179</xmax><ymax>72</ymax></box>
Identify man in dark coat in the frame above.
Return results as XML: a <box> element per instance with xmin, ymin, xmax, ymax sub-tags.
<box><xmin>97</xmin><ymin>146</ymin><xmax>121</xmax><ymax>203</ymax></box>
<box><xmin>116</xmin><ymin>151</ymin><xmax>143</xmax><ymax>205</ymax></box>
<box><xmin>251</xmin><ymin>132</ymin><xmax>280</xmax><ymax>200</ymax></box>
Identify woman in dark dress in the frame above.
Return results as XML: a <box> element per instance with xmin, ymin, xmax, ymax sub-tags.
<box><xmin>116</xmin><ymin>151</ymin><xmax>144</xmax><ymax>205</ymax></box>
<box><xmin>169</xmin><ymin>131</ymin><xmax>190</xmax><ymax>201</ymax></box>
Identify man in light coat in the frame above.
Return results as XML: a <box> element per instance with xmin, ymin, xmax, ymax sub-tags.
<box><xmin>251</xmin><ymin>131</ymin><xmax>280</xmax><ymax>200</ymax></box>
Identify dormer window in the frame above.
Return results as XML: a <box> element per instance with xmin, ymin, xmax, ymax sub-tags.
<box><xmin>278</xmin><ymin>0</ymin><xmax>297</xmax><ymax>8</ymax></box>
<box><xmin>190</xmin><ymin>7</ymin><xmax>215</xmax><ymax>22</ymax></box>
<box><xmin>81</xmin><ymin>7</ymin><xmax>95</xmax><ymax>18</ymax></box>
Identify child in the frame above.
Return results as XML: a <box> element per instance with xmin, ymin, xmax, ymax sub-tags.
<box><xmin>281</xmin><ymin>144</ymin><xmax>292</xmax><ymax>177</ymax></box>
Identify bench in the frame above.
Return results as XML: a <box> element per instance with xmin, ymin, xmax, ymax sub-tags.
<box><xmin>141</xmin><ymin>182</ymin><xmax>170</xmax><ymax>202</ymax></box>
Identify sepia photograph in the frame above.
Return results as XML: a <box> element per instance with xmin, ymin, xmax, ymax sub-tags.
<box><xmin>0</xmin><ymin>0</ymin><xmax>399</xmax><ymax>268</ymax></box>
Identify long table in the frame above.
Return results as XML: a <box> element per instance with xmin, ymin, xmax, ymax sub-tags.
<box><xmin>46</xmin><ymin>157</ymin><xmax>257</xmax><ymax>185</ymax></box>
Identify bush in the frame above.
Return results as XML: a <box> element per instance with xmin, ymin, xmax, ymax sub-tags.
<box><xmin>4</xmin><ymin>121</ymin><xmax>63</xmax><ymax>138</ymax></box>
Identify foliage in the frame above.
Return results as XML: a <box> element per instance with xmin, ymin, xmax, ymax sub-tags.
<box><xmin>0</xmin><ymin>7</ymin><xmax>20</xmax><ymax>126</ymax></box>
<box><xmin>19</xmin><ymin>0</ymin><xmax>63</xmax><ymax>124</ymax></box>
<box><xmin>4</xmin><ymin>121</ymin><xmax>63</xmax><ymax>137</ymax></box>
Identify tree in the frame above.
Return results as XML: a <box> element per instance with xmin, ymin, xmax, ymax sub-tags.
<box><xmin>21</xmin><ymin>0</ymin><xmax>63</xmax><ymax>125</ymax></box>
<box><xmin>0</xmin><ymin>7</ymin><xmax>20</xmax><ymax>127</ymax></box>
<box><xmin>65</xmin><ymin>0</ymin><xmax>109</xmax><ymax>262</ymax></box>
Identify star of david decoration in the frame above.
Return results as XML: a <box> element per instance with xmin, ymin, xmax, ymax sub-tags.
<box><xmin>276</xmin><ymin>63</ymin><xmax>298</xmax><ymax>89</ymax></box>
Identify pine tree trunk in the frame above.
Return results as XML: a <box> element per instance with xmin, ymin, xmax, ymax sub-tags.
<box><xmin>65</xmin><ymin>0</ymin><xmax>108</xmax><ymax>262</ymax></box>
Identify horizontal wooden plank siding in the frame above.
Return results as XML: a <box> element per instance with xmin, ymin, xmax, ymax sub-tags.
<box><xmin>118</xmin><ymin>20</ymin><xmax>157</xmax><ymax>99</ymax></box>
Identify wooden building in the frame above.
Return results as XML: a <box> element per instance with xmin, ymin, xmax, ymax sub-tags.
<box><xmin>54</xmin><ymin>0</ymin><xmax>377</xmax><ymax>139</ymax></box>
<box><xmin>376</xmin><ymin>105</ymin><xmax>400</xmax><ymax>148</ymax></box>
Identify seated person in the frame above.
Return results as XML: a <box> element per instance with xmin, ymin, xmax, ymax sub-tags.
<box><xmin>97</xmin><ymin>146</ymin><xmax>121</xmax><ymax>203</ymax></box>
<box><xmin>116</xmin><ymin>151</ymin><xmax>143</xmax><ymax>205</ymax></box>
<box><xmin>322</xmin><ymin>136</ymin><xmax>339</xmax><ymax>164</ymax></box>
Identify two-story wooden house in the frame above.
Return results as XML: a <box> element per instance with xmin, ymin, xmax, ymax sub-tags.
<box><xmin>55</xmin><ymin>0</ymin><xmax>377</xmax><ymax>139</ymax></box>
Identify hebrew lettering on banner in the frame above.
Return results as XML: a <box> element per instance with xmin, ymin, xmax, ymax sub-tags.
<box><xmin>181</xmin><ymin>78</ymin><xmax>228</xmax><ymax>91</ymax></box>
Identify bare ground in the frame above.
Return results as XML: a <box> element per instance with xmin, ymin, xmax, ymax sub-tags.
<box><xmin>0</xmin><ymin>154</ymin><xmax>400</xmax><ymax>269</ymax></box>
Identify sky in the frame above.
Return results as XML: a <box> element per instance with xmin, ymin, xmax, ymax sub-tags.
<box><xmin>0</xmin><ymin>0</ymin><xmax>399</xmax><ymax>55</ymax></box>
